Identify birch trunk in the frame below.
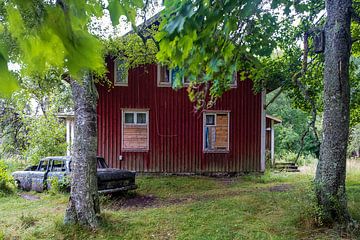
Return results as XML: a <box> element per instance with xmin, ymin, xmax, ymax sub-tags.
<box><xmin>64</xmin><ymin>74</ymin><xmax>100</xmax><ymax>229</ymax></box>
<box><xmin>315</xmin><ymin>0</ymin><xmax>352</xmax><ymax>224</ymax></box>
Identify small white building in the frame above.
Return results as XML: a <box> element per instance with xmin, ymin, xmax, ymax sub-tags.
<box><xmin>57</xmin><ymin>112</ymin><xmax>75</xmax><ymax>155</ymax></box>
<box><xmin>266</xmin><ymin>114</ymin><xmax>282</xmax><ymax>165</ymax></box>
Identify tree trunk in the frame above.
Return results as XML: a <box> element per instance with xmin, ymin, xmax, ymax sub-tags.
<box><xmin>315</xmin><ymin>0</ymin><xmax>352</xmax><ymax>224</ymax></box>
<box><xmin>64</xmin><ymin>74</ymin><xmax>100</xmax><ymax>229</ymax></box>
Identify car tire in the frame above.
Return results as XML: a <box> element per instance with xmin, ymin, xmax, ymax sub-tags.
<box><xmin>15</xmin><ymin>180</ymin><xmax>21</xmax><ymax>190</ymax></box>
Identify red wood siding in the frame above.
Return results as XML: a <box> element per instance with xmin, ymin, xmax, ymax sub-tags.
<box><xmin>97</xmin><ymin>60</ymin><xmax>262</xmax><ymax>173</ymax></box>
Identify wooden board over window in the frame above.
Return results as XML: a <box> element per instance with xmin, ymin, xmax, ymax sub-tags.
<box><xmin>204</xmin><ymin>112</ymin><xmax>229</xmax><ymax>152</ymax></box>
<box><xmin>122</xmin><ymin>110</ymin><xmax>149</xmax><ymax>151</ymax></box>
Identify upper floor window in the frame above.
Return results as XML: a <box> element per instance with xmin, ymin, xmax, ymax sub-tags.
<box><xmin>157</xmin><ymin>65</ymin><xmax>186</xmax><ymax>87</ymax></box>
<box><xmin>157</xmin><ymin>64</ymin><xmax>237</xmax><ymax>88</ymax></box>
<box><xmin>114</xmin><ymin>58</ymin><xmax>128</xmax><ymax>86</ymax></box>
<box><xmin>230</xmin><ymin>72</ymin><xmax>237</xmax><ymax>88</ymax></box>
<box><xmin>157</xmin><ymin>65</ymin><xmax>171</xmax><ymax>86</ymax></box>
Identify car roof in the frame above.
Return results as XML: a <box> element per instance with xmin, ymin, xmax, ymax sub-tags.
<box><xmin>40</xmin><ymin>156</ymin><xmax>104</xmax><ymax>161</ymax></box>
<box><xmin>41</xmin><ymin>156</ymin><xmax>71</xmax><ymax>161</ymax></box>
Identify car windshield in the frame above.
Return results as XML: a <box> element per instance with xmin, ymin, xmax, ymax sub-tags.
<box><xmin>97</xmin><ymin>158</ymin><xmax>108</xmax><ymax>168</ymax></box>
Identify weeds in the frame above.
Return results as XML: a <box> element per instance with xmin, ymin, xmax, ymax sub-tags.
<box><xmin>20</xmin><ymin>214</ymin><xmax>38</xmax><ymax>229</ymax></box>
<box><xmin>48</xmin><ymin>176</ymin><xmax>70</xmax><ymax>195</ymax></box>
<box><xmin>0</xmin><ymin>160</ymin><xmax>14</xmax><ymax>195</ymax></box>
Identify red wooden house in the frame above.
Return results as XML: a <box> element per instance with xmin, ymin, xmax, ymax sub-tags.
<box><xmin>96</xmin><ymin>57</ymin><xmax>267</xmax><ymax>174</ymax></box>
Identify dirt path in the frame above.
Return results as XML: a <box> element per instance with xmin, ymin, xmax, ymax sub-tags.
<box><xmin>19</xmin><ymin>193</ymin><xmax>40</xmax><ymax>201</ymax></box>
<box><xmin>105</xmin><ymin>184</ymin><xmax>293</xmax><ymax>211</ymax></box>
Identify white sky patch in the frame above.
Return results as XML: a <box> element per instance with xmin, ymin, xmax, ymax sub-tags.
<box><xmin>90</xmin><ymin>1</ymin><xmax>163</xmax><ymax>39</ymax></box>
<box><xmin>8</xmin><ymin>61</ymin><xmax>21</xmax><ymax>72</ymax></box>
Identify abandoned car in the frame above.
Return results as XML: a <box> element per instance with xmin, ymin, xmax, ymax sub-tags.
<box><xmin>12</xmin><ymin>156</ymin><xmax>137</xmax><ymax>193</ymax></box>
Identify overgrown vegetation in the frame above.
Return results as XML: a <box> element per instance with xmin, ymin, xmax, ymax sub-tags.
<box><xmin>0</xmin><ymin>161</ymin><xmax>14</xmax><ymax>196</ymax></box>
<box><xmin>0</xmin><ymin>76</ymin><xmax>72</xmax><ymax>163</ymax></box>
<box><xmin>48</xmin><ymin>176</ymin><xmax>71</xmax><ymax>195</ymax></box>
<box><xmin>0</xmin><ymin>166</ymin><xmax>359</xmax><ymax>239</ymax></box>
<box><xmin>23</xmin><ymin>115</ymin><xmax>67</xmax><ymax>164</ymax></box>
<box><xmin>267</xmin><ymin>91</ymin><xmax>320</xmax><ymax>163</ymax></box>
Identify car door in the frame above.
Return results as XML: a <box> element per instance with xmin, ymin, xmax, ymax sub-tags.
<box><xmin>46</xmin><ymin>159</ymin><xmax>68</xmax><ymax>190</ymax></box>
<box><xmin>30</xmin><ymin>159</ymin><xmax>50</xmax><ymax>192</ymax></box>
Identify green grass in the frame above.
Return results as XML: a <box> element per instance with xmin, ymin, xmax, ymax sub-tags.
<box><xmin>1</xmin><ymin>164</ymin><xmax>360</xmax><ymax>239</ymax></box>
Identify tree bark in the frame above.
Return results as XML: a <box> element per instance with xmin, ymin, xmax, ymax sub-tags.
<box><xmin>315</xmin><ymin>0</ymin><xmax>352</xmax><ymax>224</ymax></box>
<box><xmin>64</xmin><ymin>74</ymin><xmax>100</xmax><ymax>229</ymax></box>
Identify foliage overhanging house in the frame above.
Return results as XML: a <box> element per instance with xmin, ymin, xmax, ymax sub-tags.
<box><xmin>95</xmin><ymin>56</ymin><xmax>280</xmax><ymax>174</ymax></box>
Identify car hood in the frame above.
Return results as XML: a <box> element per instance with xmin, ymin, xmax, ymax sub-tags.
<box><xmin>96</xmin><ymin>168</ymin><xmax>136</xmax><ymax>180</ymax></box>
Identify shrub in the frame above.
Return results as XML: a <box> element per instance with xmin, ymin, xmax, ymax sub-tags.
<box><xmin>48</xmin><ymin>176</ymin><xmax>70</xmax><ymax>194</ymax></box>
<box><xmin>0</xmin><ymin>160</ymin><xmax>15</xmax><ymax>195</ymax></box>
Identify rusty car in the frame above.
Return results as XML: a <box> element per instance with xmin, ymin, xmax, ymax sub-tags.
<box><xmin>12</xmin><ymin>156</ymin><xmax>137</xmax><ymax>194</ymax></box>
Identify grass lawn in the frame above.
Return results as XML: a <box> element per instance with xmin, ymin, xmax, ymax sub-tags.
<box><xmin>1</xmin><ymin>161</ymin><xmax>360</xmax><ymax>240</ymax></box>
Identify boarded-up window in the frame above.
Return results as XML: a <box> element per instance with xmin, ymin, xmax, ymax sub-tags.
<box><xmin>114</xmin><ymin>58</ymin><xmax>128</xmax><ymax>86</ymax></box>
<box><xmin>204</xmin><ymin>112</ymin><xmax>229</xmax><ymax>152</ymax></box>
<box><xmin>122</xmin><ymin>111</ymin><xmax>149</xmax><ymax>151</ymax></box>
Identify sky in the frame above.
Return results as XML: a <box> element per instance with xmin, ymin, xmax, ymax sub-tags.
<box><xmin>91</xmin><ymin>1</ymin><xmax>163</xmax><ymax>38</ymax></box>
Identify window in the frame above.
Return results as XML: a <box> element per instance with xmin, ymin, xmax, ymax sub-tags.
<box><xmin>124</xmin><ymin>112</ymin><xmax>135</xmax><ymax>124</ymax></box>
<box><xmin>205</xmin><ymin>114</ymin><xmax>215</xmax><ymax>126</ymax></box>
<box><xmin>204</xmin><ymin>112</ymin><xmax>229</xmax><ymax>152</ymax></box>
<box><xmin>122</xmin><ymin>110</ymin><xmax>149</xmax><ymax>151</ymax></box>
<box><xmin>157</xmin><ymin>65</ymin><xmax>171</xmax><ymax>86</ymax></box>
<box><xmin>183</xmin><ymin>77</ymin><xmax>190</xmax><ymax>85</ymax></box>
<box><xmin>51</xmin><ymin>160</ymin><xmax>66</xmax><ymax>172</ymax></box>
<box><xmin>37</xmin><ymin>159</ymin><xmax>50</xmax><ymax>172</ymax></box>
<box><xmin>114</xmin><ymin>58</ymin><xmax>128</xmax><ymax>86</ymax></box>
<box><xmin>230</xmin><ymin>72</ymin><xmax>237</xmax><ymax>88</ymax></box>
<box><xmin>157</xmin><ymin>65</ymin><xmax>186</xmax><ymax>87</ymax></box>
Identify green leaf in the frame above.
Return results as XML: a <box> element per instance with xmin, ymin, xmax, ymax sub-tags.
<box><xmin>165</xmin><ymin>15</ymin><xmax>186</xmax><ymax>34</ymax></box>
<box><xmin>108</xmin><ymin>0</ymin><xmax>123</xmax><ymax>26</ymax></box>
<box><xmin>0</xmin><ymin>55</ymin><xmax>18</xmax><ymax>97</ymax></box>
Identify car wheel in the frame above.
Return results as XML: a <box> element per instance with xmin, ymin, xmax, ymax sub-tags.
<box><xmin>15</xmin><ymin>180</ymin><xmax>21</xmax><ymax>190</ymax></box>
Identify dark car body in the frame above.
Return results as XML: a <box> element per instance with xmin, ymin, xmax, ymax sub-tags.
<box><xmin>12</xmin><ymin>156</ymin><xmax>137</xmax><ymax>193</ymax></box>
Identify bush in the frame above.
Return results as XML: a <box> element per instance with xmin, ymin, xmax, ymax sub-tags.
<box><xmin>23</xmin><ymin>114</ymin><xmax>67</xmax><ymax>164</ymax></box>
<box><xmin>48</xmin><ymin>176</ymin><xmax>70</xmax><ymax>194</ymax></box>
<box><xmin>2</xmin><ymin>157</ymin><xmax>27</xmax><ymax>172</ymax></box>
<box><xmin>276</xmin><ymin>151</ymin><xmax>317</xmax><ymax>166</ymax></box>
<box><xmin>0</xmin><ymin>160</ymin><xmax>15</xmax><ymax>195</ymax></box>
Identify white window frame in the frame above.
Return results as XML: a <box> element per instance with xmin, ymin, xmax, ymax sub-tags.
<box><xmin>157</xmin><ymin>64</ymin><xmax>171</xmax><ymax>87</ymax></box>
<box><xmin>114</xmin><ymin>58</ymin><xmax>128</xmax><ymax>86</ymax></box>
<box><xmin>230</xmin><ymin>72</ymin><xmax>237</xmax><ymax>88</ymax></box>
<box><xmin>121</xmin><ymin>109</ymin><xmax>149</xmax><ymax>152</ymax></box>
<box><xmin>183</xmin><ymin>76</ymin><xmax>191</xmax><ymax>87</ymax></box>
<box><xmin>157</xmin><ymin>64</ymin><xmax>186</xmax><ymax>87</ymax></box>
<box><xmin>123</xmin><ymin>111</ymin><xmax>148</xmax><ymax>126</ymax></box>
<box><xmin>205</xmin><ymin>113</ymin><xmax>216</xmax><ymax>126</ymax></box>
<box><xmin>203</xmin><ymin>111</ymin><xmax>230</xmax><ymax>153</ymax></box>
